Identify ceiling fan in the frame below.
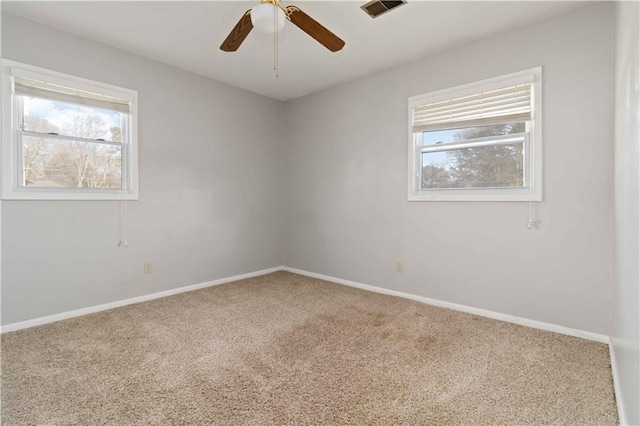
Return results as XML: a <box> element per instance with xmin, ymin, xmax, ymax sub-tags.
<box><xmin>220</xmin><ymin>0</ymin><xmax>345</xmax><ymax>53</ymax></box>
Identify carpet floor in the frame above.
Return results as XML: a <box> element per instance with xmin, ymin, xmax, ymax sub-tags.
<box><xmin>1</xmin><ymin>271</ymin><xmax>617</xmax><ymax>425</ymax></box>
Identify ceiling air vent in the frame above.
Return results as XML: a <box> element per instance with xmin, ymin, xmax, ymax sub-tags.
<box><xmin>361</xmin><ymin>0</ymin><xmax>407</xmax><ymax>18</ymax></box>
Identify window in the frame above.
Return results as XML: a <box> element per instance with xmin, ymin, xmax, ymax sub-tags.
<box><xmin>1</xmin><ymin>60</ymin><xmax>138</xmax><ymax>200</ymax></box>
<box><xmin>408</xmin><ymin>68</ymin><xmax>542</xmax><ymax>201</ymax></box>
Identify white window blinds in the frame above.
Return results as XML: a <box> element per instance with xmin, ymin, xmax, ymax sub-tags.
<box><xmin>13</xmin><ymin>73</ymin><xmax>131</xmax><ymax>113</ymax></box>
<box><xmin>412</xmin><ymin>82</ymin><xmax>532</xmax><ymax>132</ymax></box>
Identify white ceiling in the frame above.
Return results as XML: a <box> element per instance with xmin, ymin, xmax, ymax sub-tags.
<box><xmin>2</xmin><ymin>1</ymin><xmax>588</xmax><ymax>101</ymax></box>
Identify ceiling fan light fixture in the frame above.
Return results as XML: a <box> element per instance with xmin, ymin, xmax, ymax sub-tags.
<box><xmin>250</xmin><ymin>3</ymin><xmax>286</xmax><ymax>34</ymax></box>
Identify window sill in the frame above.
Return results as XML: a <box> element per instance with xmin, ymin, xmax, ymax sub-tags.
<box><xmin>2</xmin><ymin>188</ymin><xmax>139</xmax><ymax>201</ymax></box>
<box><xmin>408</xmin><ymin>190</ymin><xmax>542</xmax><ymax>202</ymax></box>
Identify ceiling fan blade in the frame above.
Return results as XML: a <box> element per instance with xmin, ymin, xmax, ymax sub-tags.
<box><xmin>286</xmin><ymin>6</ymin><xmax>345</xmax><ymax>52</ymax></box>
<box><xmin>220</xmin><ymin>10</ymin><xmax>253</xmax><ymax>52</ymax></box>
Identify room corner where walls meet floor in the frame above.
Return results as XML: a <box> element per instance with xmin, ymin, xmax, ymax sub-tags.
<box><xmin>0</xmin><ymin>269</ymin><xmax>618</xmax><ymax>425</ymax></box>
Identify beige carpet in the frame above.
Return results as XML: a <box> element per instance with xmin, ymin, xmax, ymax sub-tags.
<box><xmin>1</xmin><ymin>271</ymin><xmax>617</xmax><ymax>425</ymax></box>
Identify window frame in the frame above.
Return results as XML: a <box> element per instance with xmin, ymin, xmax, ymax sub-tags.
<box><xmin>407</xmin><ymin>67</ymin><xmax>542</xmax><ymax>202</ymax></box>
<box><xmin>1</xmin><ymin>59</ymin><xmax>139</xmax><ymax>200</ymax></box>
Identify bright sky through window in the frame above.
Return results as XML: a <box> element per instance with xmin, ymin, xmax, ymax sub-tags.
<box><xmin>24</xmin><ymin>97</ymin><xmax>122</xmax><ymax>141</ymax></box>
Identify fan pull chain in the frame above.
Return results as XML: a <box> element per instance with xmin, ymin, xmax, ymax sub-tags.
<box><xmin>273</xmin><ymin>5</ymin><xmax>279</xmax><ymax>78</ymax></box>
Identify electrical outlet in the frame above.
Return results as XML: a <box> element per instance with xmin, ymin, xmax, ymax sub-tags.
<box><xmin>144</xmin><ymin>262</ymin><xmax>153</xmax><ymax>274</ymax></box>
<box><xmin>396</xmin><ymin>261</ymin><xmax>404</xmax><ymax>273</ymax></box>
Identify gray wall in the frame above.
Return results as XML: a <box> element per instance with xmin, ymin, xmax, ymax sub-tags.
<box><xmin>1</xmin><ymin>5</ymin><xmax>618</xmax><ymax>339</ymax></box>
<box><xmin>613</xmin><ymin>1</ymin><xmax>640</xmax><ymax>424</ymax></box>
<box><xmin>1</xmin><ymin>13</ymin><xmax>285</xmax><ymax>325</ymax></box>
<box><xmin>283</xmin><ymin>4</ymin><xmax>615</xmax><ymax>335</ymax></box>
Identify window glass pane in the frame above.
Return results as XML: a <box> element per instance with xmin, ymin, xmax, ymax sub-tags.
<box><xmin>22</xmin><ymin>96</ymin><xmax>123</xmax><ymax>142</ymax></box>
<box><xmin>421</xmin><ymin>143</ymin><xmax>524</xmax><ymax>189</ymax></box>
<box><xmin>422</xmin><ymin>122</ymin><xmax>525</xmax><ymax>146</ymax></box>
<box><xmin>21</xmin><ymin>136</ymin><xmax>122</xmax><ymax>189</ymax></box>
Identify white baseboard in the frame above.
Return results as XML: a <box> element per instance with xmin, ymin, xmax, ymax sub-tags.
<box><xmin>3</xmin><ymin>264</ymin><xmax>611</xmax><ymax>346</ymax></box>
<box><xmin>1</xmin><ymin>266</ymin><xmax>284</xmax><ymax>333</ymax></box>
<box><xmin>282</xmin><ymin>266</ymin><xmax>610</xmax><ymax>344</ymax></box>
<box><xmin>609</xmin><ymin>337</ymin><xmax>629</xmax><ymax>426</ymax></box>
<box><xmin>2</xmin><ymin>265</ymin><xmax>619</xmax><ymax>420</ymax></box>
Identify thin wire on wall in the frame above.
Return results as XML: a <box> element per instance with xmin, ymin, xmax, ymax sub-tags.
<box><xmin>118</xmin><ymin>200</ymin><xmax>129</xmax><ymax>247</ymax></box>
